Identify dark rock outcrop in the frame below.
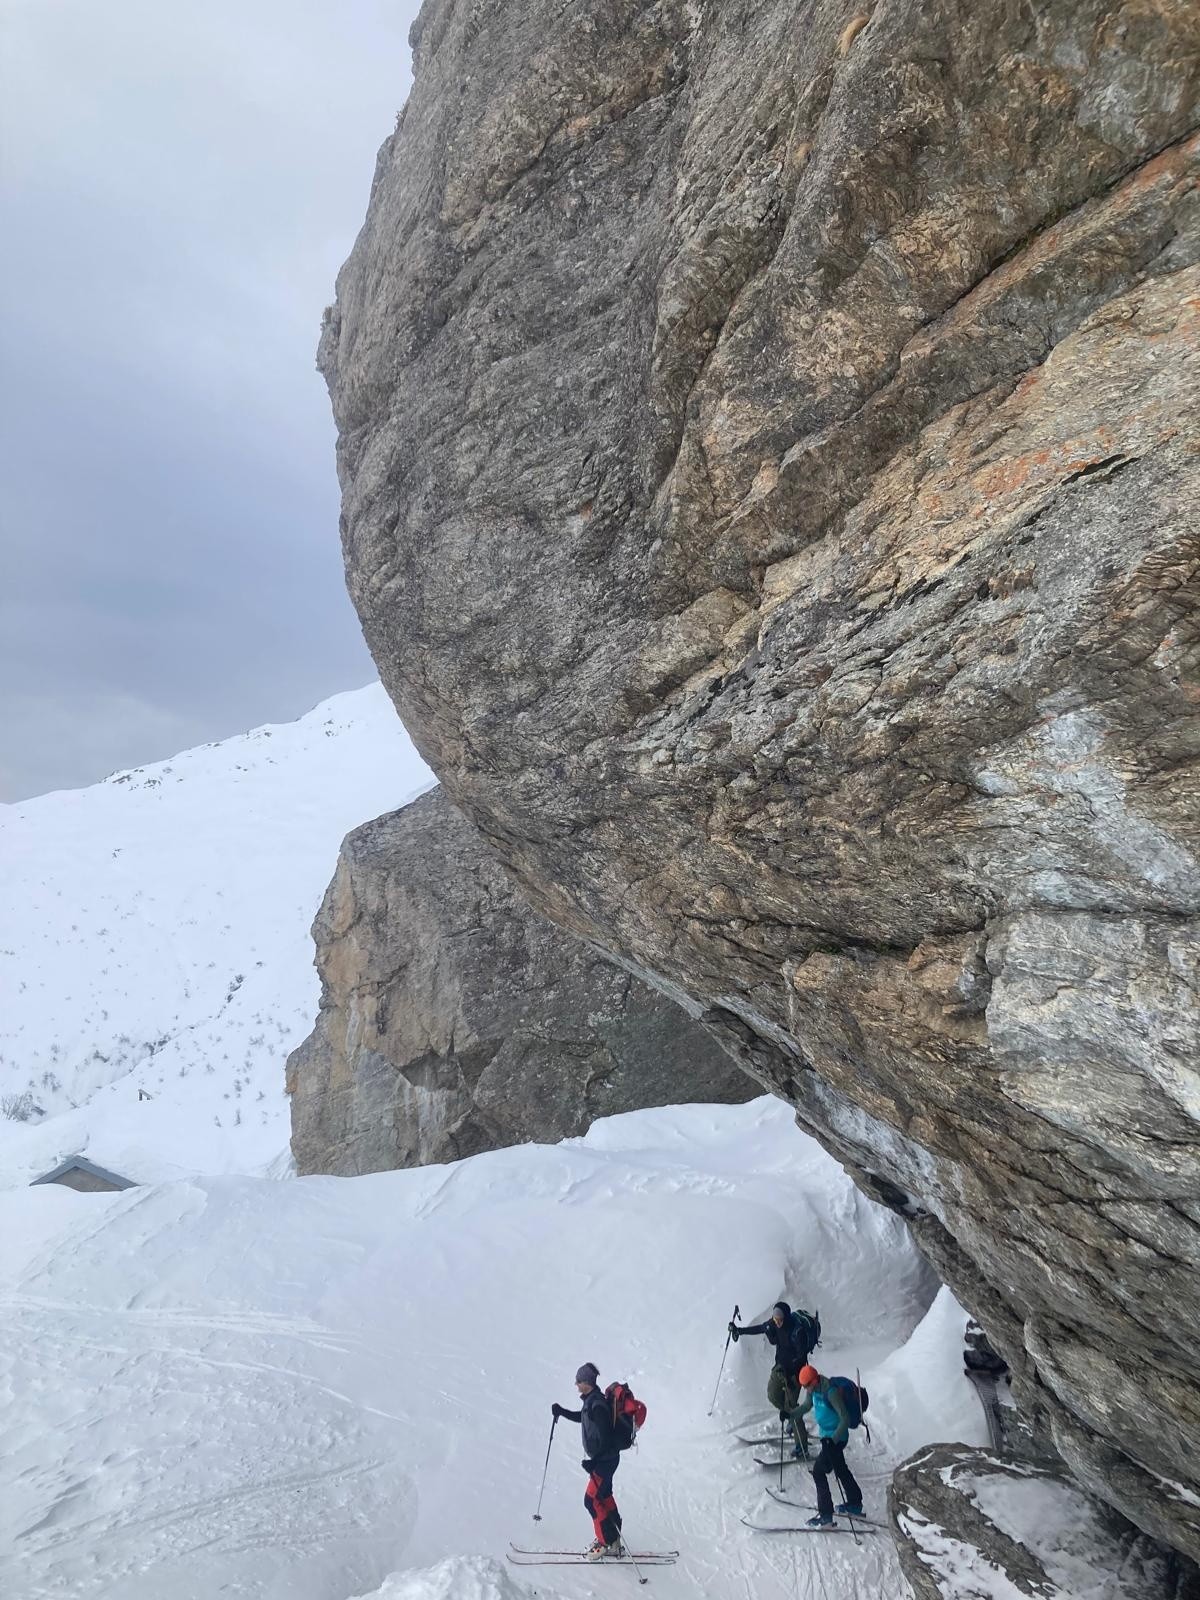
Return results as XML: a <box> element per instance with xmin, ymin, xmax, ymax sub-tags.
<box><xmin>890</xmin><ymin>1444</ymin><xmax>1200</xmax><ymax>1600</ymax></box>
<box><xmin>319</xmin><ymin>0</ymin><xmax>1200</xmax><ymax>1557</ymax></box>
<box><xmin>286</xmin><ymin>789</ymin><xmax>751</xmax><ymax>1173</ymax></box>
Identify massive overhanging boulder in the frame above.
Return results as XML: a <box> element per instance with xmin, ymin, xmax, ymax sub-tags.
<box><xmin>319</xmin><ymin>0</ymin><xmax>1200</xmax><ymax>1559</ymax></box>
<box><xmin>286</xmin><ymin>788</ymin><xmax>751</xmax><ymax>1173</ymax></box>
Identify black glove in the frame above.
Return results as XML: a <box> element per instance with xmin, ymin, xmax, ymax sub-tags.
<box><xmin>551</xmin><ymin>1403</ymin><xmax>563</xmax><ymax>1418</ymax></box>
<box><xmin>581</xmin><ymin>1458</ymin><xmax>594</xmax><ymax>1471</ymax></box>
<box><xmin>728</xmin><ymin>1322</ymin><xmax>740</xmax><ymax>1341</ymax></box>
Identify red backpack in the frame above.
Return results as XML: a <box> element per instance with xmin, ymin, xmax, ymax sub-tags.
<box><xmin>605</xmin><ymin>1381</ymin><xmax>647</xmax><ymax>1449</ymax></box>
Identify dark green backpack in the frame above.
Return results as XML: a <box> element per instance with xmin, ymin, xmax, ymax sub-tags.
<box><xmin>790</xmin><ymin>1308</ymin><xmax>821</xmax><ymax>1359</ymax></box>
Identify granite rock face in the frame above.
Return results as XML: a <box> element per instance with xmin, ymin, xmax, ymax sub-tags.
<box><xmin>320</xmin><ymin>0</ymin><xmax>1200</xmax><ymax>1557</ymax></box>
<box><xmin>286</xmin><ymin>789</ymin><xmax>751</xmax><ymax>1173</ymax></box>
<box><xmin>890</xmin><ymin>1444</ymin><xmax>1200</xmax><ymax>1600</ymax></box>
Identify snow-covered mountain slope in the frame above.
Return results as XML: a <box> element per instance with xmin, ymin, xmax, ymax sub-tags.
<box><xmin>0</xmin><ymin>684</ymin><xmax>432</xmax><ymax>1187</ymax></box>
<box><xmin>0</xmin><ymin>1097</ymin><xmax>984</xmax><ymax>1600</ymax></box>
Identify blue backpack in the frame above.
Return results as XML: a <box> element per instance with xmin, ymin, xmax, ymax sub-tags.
<box><xmin>828</xmin><ymin>1375</ymin><xmax>868</xmax><ymax>1429</ymax></box>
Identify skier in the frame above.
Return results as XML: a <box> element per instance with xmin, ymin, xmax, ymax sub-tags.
<box><xmin>552</xmin><ymin>1362</ymin><xmax>624</xmax><ymax>1559</ymax></box>
<box><xmin>729</xmin><ymin>1300</ymin><xmax>819</xmax><ymax>1455</ymax></box>
<box><xmin>794</xmin><ymin>1364</ymin><xmax>864</xmax><ymax>1526</ymax></box>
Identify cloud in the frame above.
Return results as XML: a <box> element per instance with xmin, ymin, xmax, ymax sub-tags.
<box><xmin>1</xmin><ymin>0</ymin><xmax>421</xmax><ymax>800</ymax></box>
<box><xmin>0</xmin><ymin>688</ymin><xmax>197</xmax><ymax>801</ymax></box>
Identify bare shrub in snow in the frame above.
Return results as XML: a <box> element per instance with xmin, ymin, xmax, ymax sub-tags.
<box><xmin>2</xmin><ymin>1090</ymin><xmax>43</xmax><ymax>1122</ymax></box>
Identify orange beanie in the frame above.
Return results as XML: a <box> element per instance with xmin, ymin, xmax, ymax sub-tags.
<box><xmin>798</xmin><ymin>1365</ymin><xmax>820</xmax><ymax>1387</ymax></box>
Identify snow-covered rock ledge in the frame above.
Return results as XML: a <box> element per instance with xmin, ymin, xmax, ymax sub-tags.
<box><xmin>889</xmin><ymin>1444</ymin><xmax>1200</xmax><ymax>1600</ymax></box>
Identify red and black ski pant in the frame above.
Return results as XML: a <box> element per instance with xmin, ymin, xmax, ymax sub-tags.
<box><xmin>584</xmin><ymin>1457</ymin><xmax>622</xmax><ymax>1546</ymax></box>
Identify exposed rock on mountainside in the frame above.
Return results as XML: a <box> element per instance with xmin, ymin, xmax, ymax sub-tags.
<box><xmin>320</xmin><ymin>0</ymin><xmax>1200</xmax><ymax>1557</ymax></box>
<box><xmin>890</xmin><ymin>1444</ymin><xmax>1200</xmax><ymax>1600</ymax></box>
<box><xmin>286</xmin><ymin>789</ymin><xmax>750</xmax><ymax>1173</ymax></box>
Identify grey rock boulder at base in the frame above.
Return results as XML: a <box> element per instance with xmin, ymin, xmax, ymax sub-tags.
<box><xmin>320</xmin><ymin>0</ymin><xmax>1200</xmax><ymax>1560</ymax></box>
<box><xmin>286</xmin><ymin>789</ymin><xmax>753</xmax><ymax>1174</ymax></box>
<box><xmin>890</xmin><ymin>1444</ymin><xmax>1200</xmax><ymax>1600</ymax></box>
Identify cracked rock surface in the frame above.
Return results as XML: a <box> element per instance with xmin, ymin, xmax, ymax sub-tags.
<box><xmin>890</xmin><ymin>1444</ymin><xmax>1200</xmax><ymax>1600</ymax></box>
<box><xmin>286</xmin><ymin>789</ymin><xmax>751</xmax><ymax>1173</ymax></box>
<box><xmin>320</xmin><ymin>0</ymin><xmax>1200</xmax><ymax>1558</ymax></box>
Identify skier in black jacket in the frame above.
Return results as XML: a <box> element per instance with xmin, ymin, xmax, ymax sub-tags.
<box><xmin>552</xmin><ymin>1362</ymin><xmax>624</xmax><ymax>1559</ymax></box>
<box><xmin>730</xmin><ymin>1301</ymin><xmax>819</xmax><ymax>1454</ymax></box>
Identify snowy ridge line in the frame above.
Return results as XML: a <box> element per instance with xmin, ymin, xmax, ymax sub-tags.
<box><xmin>0</xmin><ymin>682</ymin><xmax>432</xmax><ymax>1188</ymax></box>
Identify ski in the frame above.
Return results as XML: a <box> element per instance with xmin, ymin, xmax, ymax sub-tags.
<box><xmin>507</xmin><ymin>1552</ymin><xmax>677</xmax><ymax>1568</ymax></box>
<box><xmin>964</xmin><ymin>1367</ymin><xmax>1006</xmax><ymax>1452</ymax></box>
<box><xmin>753</xmin><ymin>1454</ymin><xmax>808</xmax><ymax>1470</ymax></box>
<box><xmin>766</xmin><ymin>1490</ymin><xmax>884</xmax><ymax>1528</ymax></box>
<box><xmin>735</xmin><ymin>1433</ymin><xmax>809</xmax><ymax>1449</ymax></box>
<box><xmin>510</xmin><ymin>1544</ymin><xmax>678</xmax><ymax>1558</ymax></box>
<box><xmin>741</xmin><ymin>1517</ymin><xmax>879</xmax><ymax>1536</ymax></box>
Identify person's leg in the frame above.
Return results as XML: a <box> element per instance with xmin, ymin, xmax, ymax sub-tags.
<box><xmin>585</xmin><ymin>1471</ymin><xmax>606</xmax><ymax>1545</ymax></box>
<box><xmin>810</xmin><ymin>1439</ymin><xmax>835</xmax><ymax>1520</ymax></box>
<box><xmin>586</xmin><ymin>1464</ymin><xmax>621</xmax><ymax>1549</ymax></box>
<box><xmin>600</xmin><ymin>1460</ymin><xmax>622</xmax><ymax>1545</ymax></box>
<box><xmin>785</xmin><ymin>1376</ymin><xmax>807</xmax><ymax>1450</ymax></box>
<box><xmin>767</xmin><ymin>1364</ymin><xmax>786</xmax><ymax>1417</ymax></box>
<box><xmin>832</xmin><ymin>1442</ymin><xmax>863</xmax><ymax>1510</ymax></box>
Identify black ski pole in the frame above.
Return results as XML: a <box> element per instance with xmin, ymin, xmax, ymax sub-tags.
<box><xmin>707</xmin><ymin>1302</ymin><xmax>740</xmax><ymax>1417</ymax></box>
<box><xmin>779</xmin><ymin>1410</ymin><xmax>786</xmax><ymax>1492</ymax></box>
<box><xmin>532</xmin><ymin>1413</ymin><xmax>557</xmax><ymax>1521</ymax></box>
<box><xmin>856</xmin><ymin>1366</ymin><xmax>871</xmax><ymax>1444</ymax></box>
<box><xmin>618</xmin><ymin>1536</ymin><xmax>648</xmax><ymax>1586</ymax></box>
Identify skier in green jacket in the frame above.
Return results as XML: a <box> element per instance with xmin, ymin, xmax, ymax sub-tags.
<box><xmin>729</xmin><ymin>1301</ymin><xmax>818</xmax><ymax>1455</ymax></box>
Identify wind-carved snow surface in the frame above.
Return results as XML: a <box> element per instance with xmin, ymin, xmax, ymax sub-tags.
<box><xmin>0</xmin><ymin>1098</ymin><xmax>987</xmax><ymax>1600</ymax></box>
<box><xmin>0</xmin><ymin>684</ymin><xmax>432</xmax><ymax>1187</ymax></box>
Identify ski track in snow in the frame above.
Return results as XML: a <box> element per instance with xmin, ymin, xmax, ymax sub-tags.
<box><xmin>0</xmin><ymin>1099</ymin><xmax>989</xmax><ymax>1600</ymax></box>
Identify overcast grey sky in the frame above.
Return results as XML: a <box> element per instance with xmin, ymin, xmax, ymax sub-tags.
<box><xmin>1</xmin><ymin>0</ymin><xmax>421</xmax><ymax>800</ymax></box>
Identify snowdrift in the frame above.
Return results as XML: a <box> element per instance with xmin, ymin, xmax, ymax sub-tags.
<box><xmin>0</xmin><ymin>1097</ymin><xmax>984</xmax><ymax>1600</ymax></box>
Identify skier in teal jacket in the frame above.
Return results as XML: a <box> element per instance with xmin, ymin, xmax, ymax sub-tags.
<box><xmin>795</xmin><ymin>1365</ymin><xmax>864</xmax><ymax>1526</ymax></box>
